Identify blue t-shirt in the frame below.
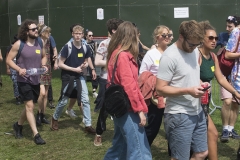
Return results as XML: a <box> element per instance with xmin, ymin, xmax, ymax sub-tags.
<box><xmin>49</xmin><ymin>36</ymin><xmax>56</xmax><ymax>48</ymax></box>
<box><xmin>61</xmin><ymin>42</ymin><xmax>91</xmax><ymax>77</ymax></box>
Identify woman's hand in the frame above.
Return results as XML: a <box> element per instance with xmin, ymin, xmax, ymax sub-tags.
<box><xmin>138</xmin><ymin>111</ymin><xmax>146</xmax><ymax>127</ymax></box>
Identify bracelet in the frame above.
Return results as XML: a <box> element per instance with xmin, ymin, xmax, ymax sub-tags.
<box><xmin>92</xmin><ymin>68</ymin><xmax>95</xmax><ymax>70</ymax></box>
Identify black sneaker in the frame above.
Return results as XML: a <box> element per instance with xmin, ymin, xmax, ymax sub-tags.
<box><xmin>220</xmin><ymin>129</ymin><xmax>229</xmax><ymax>143</ymax></box>
<box><xmin>229</xmin><ymin>129</ymin><xmax>240</xmax><ymax>139</ymax></box>
<box><xmin>15</xmin><ymin>97</ymin><xmax>23</xmax><ymax>105</ymax></box>
<box><xmin>13</xmin><ymin>122</ymin><xmax>23</xmax><ymax>139</ymax></box>
<box><xmin>34</xmin><ymin>133</ymin><xmax>46</xmax><ymax>145</ymax></box>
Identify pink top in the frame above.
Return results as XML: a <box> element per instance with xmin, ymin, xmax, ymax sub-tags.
<box><xmin>107</xmin><ymin>49</ymin><xmax>148</xmax><ymax>113</ymax></box>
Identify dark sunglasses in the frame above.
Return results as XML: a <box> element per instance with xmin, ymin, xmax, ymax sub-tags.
<box><xmin>88</xmin><ymin>35</ymin><xmax>93</xmax><ymax>37</ymax></box>
<box><xmin>29</xmin><ymin>27</ymin><xmax>38</xmax><ymax>32</ymax></box>
<box><xmin>207</xmin><ymin>36</ymin><xmax>218</xmax><ymax>41</ymax></box>
<box><xmin>184</xmin><ymin>38</ymin><xmax>202</xmax><ymax>48</ymax></box>
<box><xmin>161</xmin><ymin>34</ymin><xmax>173</xmax><ymax>38</ymax></box>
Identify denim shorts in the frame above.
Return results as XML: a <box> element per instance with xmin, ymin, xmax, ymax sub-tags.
<box><xmin>164</xmin><ymin>111</ymin><xmax>207</xmax><ymax>160</ymax></box>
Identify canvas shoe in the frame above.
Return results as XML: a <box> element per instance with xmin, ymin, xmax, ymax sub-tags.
<box><xmin>229</xmin><ymin>129</ymin><xmax>240</xmax><ymax>139</ymax></box>
<box><xmin>65</xmin><ymin>109</ymin><xmax>77</xmax><ymax>118</ymax></box>
<box><xmin>93</xmin><ymin>92</ymin><xmax>98</xmax><ymax>98</ymax></box>
<box><xmin>220</xmin><ymin>129</ymin><xmax>229</xmax><ymax>143</ymax></box>
<box><xmin>94</xmin><ymin>135</ymin><xmax>102</xmax><ymax>146</ymax></box>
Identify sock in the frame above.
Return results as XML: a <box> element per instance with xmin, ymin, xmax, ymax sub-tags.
<box><xmin>223</xmin><ymin>125</ymin><xmax>229</xmax><ymax>131</ymax></box>
<box><xmin>228</xmin><ymin>126</ymin><xmax>234</xmax><ymax>132</ymax></box>
<box><xmin>96</xmin><ymin>134</ymin><xmax>101</xmax><ymax>137</ymax></box>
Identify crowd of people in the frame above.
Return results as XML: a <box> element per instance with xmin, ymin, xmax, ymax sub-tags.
<box><xmin>2</xmin><ymin>15</ymin><xmax>240</xmax><ymax>159</ymax></box>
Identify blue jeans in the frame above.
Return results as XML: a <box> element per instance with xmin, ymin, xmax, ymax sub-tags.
<box><xmin>104</xmin><ymin>111</ymin><xmax>152</xmax><ymax>160</ymax></box>
<box><xmin>53</xmin><ymin>77</ymin><xmax>92</xmax><ymax>126</ymax></box>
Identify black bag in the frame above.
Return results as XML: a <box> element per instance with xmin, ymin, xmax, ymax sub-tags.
<box><xmin>104</xmin><ymin>53</ymin><xmax>131</xmax><ymax>118</ymax></box>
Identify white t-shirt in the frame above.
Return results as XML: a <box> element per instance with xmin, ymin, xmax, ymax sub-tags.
<box><xmin>157</xmin><ymin>43</ymin><xmax>202</xmax><ymax>115</ymax></box>
<box><xmin>139</xmin><ymin>48</ymin><xmax>162</xmax><ymax>76</ymax></box>
<box><xmin>96</xmin><ymin>38</ymin><xmax>111</xmax><ymax>79</ymax></box>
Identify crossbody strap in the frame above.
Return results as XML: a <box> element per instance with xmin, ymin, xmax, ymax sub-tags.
<box><xmin>110</xmin><ymin>52</ymin><xmax>121</xmax><ymax>84</ymax></box>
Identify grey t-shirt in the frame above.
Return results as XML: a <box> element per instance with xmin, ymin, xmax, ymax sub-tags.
<box><xmin>157</xmin><ymin>43</ymin><xmax>202</xmax><ymax>115</ymax></box>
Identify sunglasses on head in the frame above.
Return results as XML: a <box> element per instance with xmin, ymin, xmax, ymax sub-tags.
<box><xmin>161</xmin><ymin>34</ymin><xmax>173</xmax><ymax>38</ymax></box>
<box><xmin>29</xmin><ymin>27</ymin><xmax>38</xmax><ymax>32</ymax></box>
<box><xmin>88</xmin><ymin>35</ymin><xmax>93</xmax><ymax>37</ymax></box>
<box><xmin>207</xmin><ymin>36</ymin><xmax>218</xmax><ymax>41</ymax></box>
<box><xmin>184</xmin><ymin>38</ymin><xmax>202</xmax><ymax>48</ymax></box>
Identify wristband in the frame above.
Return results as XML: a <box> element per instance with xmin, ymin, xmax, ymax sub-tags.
<box><xmin>92</xmin><ymin>68</ymin><xmax>95</xmax><ymax>70</ymax></box>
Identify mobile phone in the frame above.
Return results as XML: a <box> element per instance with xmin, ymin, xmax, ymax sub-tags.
<box><xmin>202</xmin><ymin>86</ymin><xmax>211</xmax><ymax>91</ymax></box>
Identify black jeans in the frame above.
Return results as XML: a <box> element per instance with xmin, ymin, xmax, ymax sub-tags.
<box><xmin>48</xmin><ymin>85</ymin><xmax>53</xmax><ymax>102</ymax></box>
<box><xmin>95</xmin><ymin>77</ymin><xmax>108</xmax><ymax>135</ymax></box>
<box><xmin>144</xmin><ymin>101</ymin><xmax>164</xmax><ymax>146</ymax></box>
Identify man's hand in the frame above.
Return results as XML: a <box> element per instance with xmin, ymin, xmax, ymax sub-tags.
<box><xmin>80</xmin><ymin>62</ymin><xmax>88</xmax><ymax>69</ymax></box>
<box><xmin>188</xmin><ymin>86</ymin><xmax>204</xmax><ymax>98</ymax></box>
<box><xmin>42</xmin><ymin>65</ymin><xmax>48</xmax><ymax>74</ymax></box>
<box><xmin>18</xmin><ymin>68</ymin><xmax>26</xmax><ymax>77</ymax></box>
<box><xmin>92</xmin><ymin>69</ymin><xmax>97</xmax><ymax>80</ymax></box>
<box><xmin>74</xmin><ymin>66</ymin><xmax>83</xmax><ymax>73</ymax></box>
<box><xmin>6</xmin><ymin>68</ymin><xmax>10</xmax><ymax>75</ymax></box>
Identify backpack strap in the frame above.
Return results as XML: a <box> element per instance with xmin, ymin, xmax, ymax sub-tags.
<box><xmin>67</xmin><ymin>41</ymin><xmax>72</xmax><ymax>58</ymax></box>
<box><xmin>16</xmin><ymin>40</ymin><xmax>25</xmax><ymax>60</ymax></box>
<box><xmin>210</xmin><ymin>52</ymin><xmax>215</xmax><ymax>62</ymax></box>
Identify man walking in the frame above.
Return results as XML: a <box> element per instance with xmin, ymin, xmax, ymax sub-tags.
<box><xmin>51</xmin><ymin>24</ymin><xmax>95</xmax><ymax>134</ymax></box>
<box><xmin>6</xmin><ymin>19</ymin><xmax>48</xmax><ymax>145</ymax></box>
<box><xmin>156</xmin><ymin>20</ymin><xmax>208</xmax><ymax>160</ymax></box>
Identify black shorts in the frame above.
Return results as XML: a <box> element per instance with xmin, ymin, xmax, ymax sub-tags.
<box><xmin>18</xmin><ymin>82</ymin><xmax>40</xmax><ymax>103</ymax></box>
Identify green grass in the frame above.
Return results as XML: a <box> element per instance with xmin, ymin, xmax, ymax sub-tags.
<box><xmin>0</xmin><ymin>76</ymin><xmax>239</xmax><ymax>160</ymax></box>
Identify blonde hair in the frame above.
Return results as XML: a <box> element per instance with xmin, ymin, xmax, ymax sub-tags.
<box><xmin>37</xmin><ymin>24</ymin><xmax>51</xmax><ymax>36</ymax></box>
<box><xmin>152</xmin><ymin>25</ymin><xmax>169</xmax><ymax>44</ymax></box>
<box><xmin>72</xmin><ymin>25</ymin><xmax>84</xmax><ymax>33</ymax></box>
<box><xmin>107</xmin><ymin>21</ymin><xmax>139</xmax><ymax>67</ymax></box>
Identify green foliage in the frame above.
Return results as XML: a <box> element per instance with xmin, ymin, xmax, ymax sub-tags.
<box><xmin>0</xmin><ymin>76</ymin><xmax>239</xmax><ymax>160</ymax></box>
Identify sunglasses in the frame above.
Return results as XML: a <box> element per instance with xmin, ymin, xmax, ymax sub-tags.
<box><xmin>29</xmin><ymin>27</ymin><xmax>38</xmax><ymax>32</ymax></box>
<box><xmin>161</xmin><ymin>34</ymin><xmax>173</xmax><ymax>38</ymax></box>
<box><xmin>88</xmin><ymin>35</ymin><xmax>93</xmax><ymax>37</ymax></box>
<box><xmin>207</xmin><ymin>36</ymin><xmax>218</xmax><ymax>41</ymax></box>
<box><xmin>184</xmin><ymin>38</ymin><xmax>202</xmax><ymax>48</ymax></box>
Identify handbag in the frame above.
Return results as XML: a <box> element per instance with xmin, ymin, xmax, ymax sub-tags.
<box><xmin>217</xmin><ymin>36</ymin><xmax>240</xmax><ymax>80</ymax></box>
<box><xmin>104</xmin><ymin>52</ymin><xmax>131</xmax><ymax>118</ymax></box>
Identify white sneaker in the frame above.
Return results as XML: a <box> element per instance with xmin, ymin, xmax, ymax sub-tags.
<box><xmin>65</xmin><ymin>109</ymin><xmax>77</xmax><ymax>118</ymax></box>
<box><xmin>93</xmin><ymin>92</ymin><xmax>98</xmax><ymax>98</ymax></box>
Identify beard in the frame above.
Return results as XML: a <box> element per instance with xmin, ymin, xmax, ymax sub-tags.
<box><xmin>28</xmin><ymin>33</ymin><xmax>37</xmax><ymax>39</ymax></box>
<box><xmin>182</xmin><ymin>41</ymin><xmax>193</xmax><ymax>53</ymax></box>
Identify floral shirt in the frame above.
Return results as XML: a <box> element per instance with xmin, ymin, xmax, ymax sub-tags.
<box><xmin>96</xmin><ymin>37</ymin><xmax>111</xmax><ymax>79</ymax></box>
<box><xmin>227</xmin><ymin>28</ymin><xmax>240</xmax><ymax>91</ymax></box>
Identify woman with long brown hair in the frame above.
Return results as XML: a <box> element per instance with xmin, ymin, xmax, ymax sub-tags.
<box><xmin>103</xmin><ymin>21</ymin><xmax>152</xmax><ymax>160</ymax></box>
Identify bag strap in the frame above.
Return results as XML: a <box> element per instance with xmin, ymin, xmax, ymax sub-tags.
<box><xmin>233</xmin><ymin>34</ymin><xmax>240</xmax><ymax>80</ymax></box>
<box><xmin>110</xmin><ymin>52</ymin><xmax>121</xmax><ymax>83</ymax></box>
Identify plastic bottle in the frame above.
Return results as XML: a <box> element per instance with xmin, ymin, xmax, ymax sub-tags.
<box><xmin>26</xmin><ymin>68</ymin><xmax>46</xmax><ymax>75</ymax></box>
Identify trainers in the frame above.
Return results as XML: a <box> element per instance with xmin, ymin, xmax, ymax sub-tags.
<box><xmin>48</xmin><ymin>101</ymin><xmax>55</xmax><ymax>109</ymax></box>
<box><xmin>65</xmin><ymin>109</ymin><xmax>77</xmax><ymax>118</ymax></box>
<box><xmin>50</xmin><ymin>117</ymin><xmax>58</xmax><ymax>131</ymax></box>
<box><xmin>15</xmin><ymin>97</ymin><xmax>23</xmax><ymax>105</ymax></box>
<box><xmin>220</xmin><ymin>129</ymin><xmax>229</xmax><ymax>143</ymax></box>
<box><xmin>13</xmin><ymin>122</ymin><xmax>23</xmax><ymax>139</ymax></box>
<box><xmin>94</xmin><ymin>135</ymin><xmax>102</xmax><ymax>146</ymax></box>
<box><xmin>85</xmin><ymin>126</ymin><xmax>96</xmax><ymax>134</ymax></box>
<box><xmin>93</xmin><ymin>92</ymin><xmax>98</xmax><ymax>98</ymax></box>
<box><xmin>229</xmin><ymin>129</ymin><xmax>240</xmax><ymax>139</ymax></box>
<box><xmin>34</xmin><ymin>133</ymin><xmax>46</xmax><ymax>145</ymax></box>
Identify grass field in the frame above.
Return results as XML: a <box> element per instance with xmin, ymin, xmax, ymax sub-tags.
<box><xmin>0</xmin><ymin>75</ymin><xmax>240</xmax><ymax>160</ymax></box>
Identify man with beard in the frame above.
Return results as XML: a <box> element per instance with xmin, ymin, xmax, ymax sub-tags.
<box><xmin>6</xmin><ymin>19</ymin><xmax>48</xmax><ymax>145</ymax></box>
<box><xmin>155</xmin><ymin>20</ymin><xmax>208</xmax><ymax>160</ymax></box>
